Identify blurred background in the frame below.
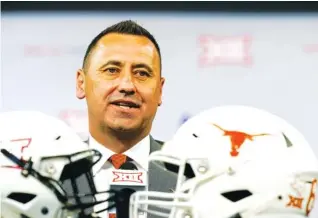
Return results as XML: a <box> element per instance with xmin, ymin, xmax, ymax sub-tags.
<box><xmin>1</xmin><ymin>2</ymin><xmax>318</xmax><ymax>151</ymax></box>
<box><xmin>1</xmin><ymin>1</ymin><xmax>318</xmax><ymax>216</ymax></box>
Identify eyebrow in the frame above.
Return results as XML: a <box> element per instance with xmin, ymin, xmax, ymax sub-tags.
<box><xmin>132</xmin><ymin>63</ymin><xmax>153</xmax><ymax>74</ymax></box>
<box><xmin>99</xmin><ymin>60</ymin><xmax>123</xmax><ymax>70</ymax></box>
<box><xmin>99</xmin><ymin>60</ymin><xmax>154</xmax><ymax>74</ymax></box>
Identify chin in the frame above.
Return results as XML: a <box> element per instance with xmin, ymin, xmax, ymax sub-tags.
<box><xmin>112</xmin><ymin>122</ymin><xmax>140</xmax><ymax>133</ymax></box>
<box><xmin>112</xmin><ymin>125</ymin><xmax>142</xmax><ymax>140</ymax></box>
<box><xmin>115</xmin><ymin>126</ymin><xmax>135</xmax><ymax>132</ymax></box>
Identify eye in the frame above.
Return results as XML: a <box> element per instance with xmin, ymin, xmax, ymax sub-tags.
<box><xmin>105</xmin><ymin>68</ymin><xmax>119</xmax><ymax>74</ymax></box>
<box><xmin>135</xmin><ymin>70</ymin><xmax>150</xmax><ymax>77</ymax></box>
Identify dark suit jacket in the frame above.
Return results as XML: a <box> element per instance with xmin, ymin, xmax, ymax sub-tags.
<box><xmin>68</xmin><ymin>135</ymin><xmax>178</xmax><ymax>217</ymax></box>
<box><xmin>147</xmin><ymin>136</ymin><xmax>178</xmax><ymax>218</ymax></box>
<box><xmin>148</xmin><ymin>136</ymin><xmax>178</xmax><ymax>193</ymax></box>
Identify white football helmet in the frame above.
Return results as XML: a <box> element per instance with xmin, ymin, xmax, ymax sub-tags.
<box><xmin>0</xmin><ymin>111</ymin><xmax>106</xmax><ymax>218</ymax></box>
<box><xmin>130</xmin><ymin>105</ymin><xmax>318</xmax><ymax>218</ymax></box>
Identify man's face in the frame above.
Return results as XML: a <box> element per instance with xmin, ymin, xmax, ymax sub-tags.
<box><xmin>76</xmin><ymin>33</ymin><xmax>164</xmax><ymax>133</ymax></box>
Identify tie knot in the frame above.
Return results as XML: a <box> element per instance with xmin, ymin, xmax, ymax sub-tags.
<box><xmin>109</xmin><ymin>154</ymin><xmax>132</xmax><ymax>169</ymax></box>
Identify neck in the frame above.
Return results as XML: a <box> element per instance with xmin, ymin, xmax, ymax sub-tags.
<box><xmin>89</xmin><ymin>121</ymin><xmax>150</xmax><ymax>153</ymax></box>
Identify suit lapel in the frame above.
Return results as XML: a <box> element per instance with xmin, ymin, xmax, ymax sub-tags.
<box><xmin>148</xmin><ymin>137</ymin><xmax>178</xmax><ymax>192</ymax></box>
<box><xmin>149</xmin><ymin>135</ymin><xmax>162</xmax><ymax>154</ymax></box>
<box><xmin>86</xmin><ymin>136</ymin><xmax>178</xmax><ymax>193</ymax></box>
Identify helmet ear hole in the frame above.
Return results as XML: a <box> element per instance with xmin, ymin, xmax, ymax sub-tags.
<box><xmin>7</xmin><ymin>192</ymin><xmax>36</xmax><ymax>204</ymax></box>
<box><xmin>221</xmin><ymin>190</ymin><xmax>253</xmax><ymax>202</ymax></box>
<box><xmin>229</xmin><ymin>213</ymin><xmax>243</xmax><ymax>218</ymax></box>
<box><xmin>164</xmin><ymin>162</ymin><xmax>196</xmax><ymax>179</ymax></box>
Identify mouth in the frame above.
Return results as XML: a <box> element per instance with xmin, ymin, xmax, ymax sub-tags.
<box><xmin>110</xmin><ymin>100</ymin><xmax>141</xmax><ymax>110</ymax></box>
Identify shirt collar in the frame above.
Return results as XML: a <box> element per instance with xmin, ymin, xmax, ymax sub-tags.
<box><xmin>88</xmin><ymin>135</ymin><xmax>150</xmax><ymax>174</ymax></box>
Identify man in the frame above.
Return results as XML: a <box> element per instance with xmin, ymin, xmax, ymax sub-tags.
<box><xmin>75</xmin><ymin>20</ymin><xmax>177</xmax><ymax>217</ymax></box>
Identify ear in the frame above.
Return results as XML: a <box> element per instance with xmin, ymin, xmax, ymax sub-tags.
<box><xmin>158</xmin><ymin>77</ymin><xmax>165</xmax><ymax>106</ymax></box>
<box><xmin>76</xmin><ymin>69</ymin><xmax>86</xmax><ymax>99</ymax></box>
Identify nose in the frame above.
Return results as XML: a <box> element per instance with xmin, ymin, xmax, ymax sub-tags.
<box><xmin>118</xmin><ymin>69</ymin><xmax>136</xmax><ymax>96</ymax></box>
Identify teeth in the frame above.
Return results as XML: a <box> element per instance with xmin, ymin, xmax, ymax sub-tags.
<box><xmin>119</xmin><ymin>105</ymin><xmax>131</xmax><ymax>109</ymax></box>
<box><xmin>113</xmin><ymin>102</ymin><xmax>138</xmax><ymax>109</ymax></box>
<box><xmin>115</xmin><ymin>102</ymin><xmax>137</xmax><ymax>108</ymax></box>
<box><xmin>122</xmin><ymin>104</ymin><xmax>131</xmax><ymax>107</ymax></box>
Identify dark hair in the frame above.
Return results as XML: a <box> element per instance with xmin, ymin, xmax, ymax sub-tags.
<box><xmin>82</xmin><ymin>20</ymin><xmax>162</xmax><ymax>73</ymax></box>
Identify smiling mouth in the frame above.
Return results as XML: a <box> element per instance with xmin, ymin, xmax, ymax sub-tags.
<box><xmin>111</xmin><ymin>102</ymin><xmax>140</xmax><ymax>109</ymax></box>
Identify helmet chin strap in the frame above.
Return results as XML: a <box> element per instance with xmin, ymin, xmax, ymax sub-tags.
<box><xmin>1</xmin><ymin>148</ymin><xmax>28</xmax><ymax>169</ymax></box>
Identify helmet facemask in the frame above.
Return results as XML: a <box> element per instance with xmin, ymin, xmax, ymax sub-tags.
<box><xmin>1</xmin><ymin>148</ymin><xmax>105</xmax><ymax>218</ymax></box>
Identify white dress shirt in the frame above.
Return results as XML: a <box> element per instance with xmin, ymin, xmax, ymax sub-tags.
<box><xmin>88</xmin><ymin>135</ymin><xmax>150</xmax><ymax>218</ymax></box>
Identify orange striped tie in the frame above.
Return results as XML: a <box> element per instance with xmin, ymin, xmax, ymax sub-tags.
<box><xmin>109</xmin><ymin>213</ymin><xmax>116</xmax><ymax>218</ymax></box>
<box><xmin>109</xmin><ymin>154</ymin><xmax>128</xmax><ymax>169</ymax></box>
